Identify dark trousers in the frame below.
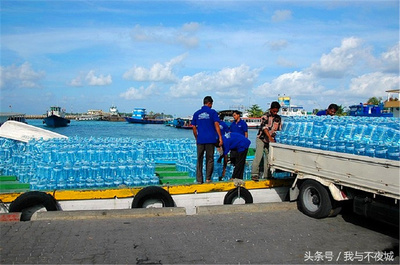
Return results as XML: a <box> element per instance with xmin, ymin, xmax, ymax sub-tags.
<box><xmin>231</xmin><ymin>149</ymin><xmax>248</xmax><ymax>179</ymax></box>
<box><xmin>196</xmin><ymin>143</ymin><xmax>215</xmax><ymax>183</ymax></box>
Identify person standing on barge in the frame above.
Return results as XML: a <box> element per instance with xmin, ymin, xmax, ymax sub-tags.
<box><xmin>229</xmin><ymin>110</ymin><xmax>248</xmax><ymax>138</ymax></box>
<box><xmin>191</xmin><ymin>96</ymin><xmax>223</xmax><ymax>184</ymax></box>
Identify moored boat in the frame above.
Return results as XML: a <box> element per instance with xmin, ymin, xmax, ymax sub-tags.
<box><xmin>43</xmin><ymin>106</ymin><xmax>70</xmax><ymax>127</ymax></box>
<box><xmin>125</xmin><ymin>108</ymin><xmax>165</xmax><ymax>124</ymax></box>
<box><xmin>172</xmin><ymin>117</ymin><xmax>193</xmax><ymax>129</ymax></box>
<box><xmin>241</xmin><ymin>117</ymin><xmax>261</xmax><ymax>129</ymax></box>
<box><xmin>349</xmin><ymin>103</ymin><xmax>393</xmax><ymax>117</ymax></box>
<box><xmin>278</xmin><ymin>96</ymin><xmax>308</xmax><ymax>117</ymax></box>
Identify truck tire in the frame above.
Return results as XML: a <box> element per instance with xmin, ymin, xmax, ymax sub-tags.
<box><xmin>224</xmin><ymin>187</ymin><xmax>253</xmax><ymax>204</ymax></box>
<box><xmin>9</xmin><ymin>191</ymin><xmax>59</xmax><ymax>221</ymax></box>
<box><xmin>132</xmin><ymin>186</ymin><xmax>175</xmax><ymax>208</ymax></box>
<box><xmin>298</xmin><ymin>180</ymin><xmax>333</xmax><ymax>219</ymax></box>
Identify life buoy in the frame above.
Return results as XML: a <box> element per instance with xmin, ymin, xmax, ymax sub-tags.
<box><xmin>9</xmin><ymin>191</ymin><xmax>59</xmax><ymax>221</ymax></box>
<box><xmin>132</xmin><ymin>186</ymin><xmax>175</xmax><ymax>208</ymax></box>
<box><xmin>223</xmin><ymin>187</ymin><xmax>253</xmax><ymax>204</ymax></box>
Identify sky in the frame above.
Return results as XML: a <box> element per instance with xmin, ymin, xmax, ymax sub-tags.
<box><xmin>1</xmin><ymin>0</ymin><xmax>399</xmax><ymax>117</ymax></box>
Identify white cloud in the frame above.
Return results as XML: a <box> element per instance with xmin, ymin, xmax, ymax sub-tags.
<box><xmin>311</xmin><ymin>37</ymin><xmax>373</xmax><ymax>78</ymax></box>
<box><xmin>131</xmin><ymin>24</ymin><xmax>200</xmax><ymax>48</ymax></box>
<box><xmin>69</xmin><ymin>70</ymin><xmax>112</xmax><ymax>86</ymax></box>
<box><xmin>267</xmin><ymin>39</ymin><xmax>288</xmax><ymax>51</ymax></box>
<box><xmin>123</xmin><ymin>54</ymin><xmax>186</xmax><ymax>83</ymax></box>
<box><xmin>182</xmin><ymin>22</ymin><xmax>200</xmax><ymax>32</ymax></box>
<box><xmin>170</xmin><ymin>64</ymin><xmax>260</xmax><ymax>98</ymax></box>
<box><xmin>0</xmin><ymin>62</ymin><xmax>45</xmax><ymax>89</ymax></box>
<box><xmin>272</xmin><ymin>10</ymin><xmax>292</xmax><ymax>22</ymax></box>
<box><xmin>348</xmin><ymin>72</ymin><xmax>400</xmax><ymax>97</ymax></box>
<box><xmin>119</xmin><ymin>84</ymin><xmax>158</xmax><ymax>100</ymax></box>
<box><xmin>253</xmin><ymin>70</ymin><xmax>324</xmax><ymax>97</ymax></box>
<box><xmin>85</xmin><ymin>70</ymin><xmax>112</xmax><ymax>86</ymax></box>
<box><xmin>69</xmin><ymin>76</ymin><xmax>83</xmax><ymax>87</ymax></box>
<box><xmin>379</xmin><ymin>42</ymin><xmax>400</xmax><ymax>73</ymax></box>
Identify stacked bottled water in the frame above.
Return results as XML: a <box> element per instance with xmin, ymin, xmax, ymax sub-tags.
<box><xmin>175</xmin><ymin>151</ymin><xmax>253</xmax><ymax>181</ymax></box>
<box><xmin>0</xmin><ymin>136</ymin><xmax>198</xmax><ymax>190</ymax></box>
<box><xmin>275</xmin><ymin>116</ymin><xmax>400</xmax><ymax>160</ymax></box>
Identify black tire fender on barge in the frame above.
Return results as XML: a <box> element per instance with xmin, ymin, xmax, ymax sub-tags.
<box><xmin>223</xmin><ymin>187</ymin><xmax>253</xmax><ymax>204</ymax></box>
<box><xmin>9</xmin><ymin>191</ymin><xmax>59</xmax><ymax>221</ymax></box>
<box><xmin>132</xmin><ymin>186</ymin><xmax>175</xmax><ymax>208</ymax></box>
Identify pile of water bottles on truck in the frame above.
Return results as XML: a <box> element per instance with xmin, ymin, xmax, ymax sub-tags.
<box><xmin>0</xmin><ymin>136</ymin><xmax>251</xmax><ymax>191</ymax></box>
<box><xmin>275</xmin><ymin>116</ymin><xmax>400</xmax><ymax>160</ymax></box>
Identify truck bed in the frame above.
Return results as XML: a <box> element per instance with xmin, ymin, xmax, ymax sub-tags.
<box><xmin>268</xmin><ymin>143</ymin><xmax>400</xmax><ymax>200</ymax></box>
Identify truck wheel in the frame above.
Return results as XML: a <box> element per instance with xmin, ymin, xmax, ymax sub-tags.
<box><xmin>132</xmin><ymin>186</ymin><xmax>175</xmax><ymax>208</ymax></box>
<box><xmin>224</xmin><ymin>187</ymin><xmax>253</xmax><ymax>204</ymax></box>
<box><xmin>298</xmin><ymin>180</ymin><xmax>332</xmax><ymax>219</ymax></box>
<box><xmin>9</xmin><ymin>191</ymin><xmax>59</xmax><ymax>221</ymax></box>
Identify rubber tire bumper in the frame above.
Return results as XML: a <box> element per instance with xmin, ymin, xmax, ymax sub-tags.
<box><xmin>9</xmin><ymin>191</ymin><xmax>59</xmax><ymax>221</ymax></box>
<box><xmin>132</xmin><ymin>186</ymin><xmax>175</xmax><ymax>208</ymax></box>
<box><xmin>223</xmin><ymin>187</ymin><xmax>253</xmax><ymax>204</ymax></box>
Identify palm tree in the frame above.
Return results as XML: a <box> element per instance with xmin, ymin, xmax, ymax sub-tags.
<box><xmin>335</xmin><ymin>105</ymin><xmax>346</xmax><ymax>116</ymax></box>
<box><xmin>247</xmin><ymin>104</ymin><xmax>264</xmax><ymax>117</ymax></box>
<box><xmin>367</xmin><ymin>97</ymin><xmax>382</xmax><ymax>105</ymax></box>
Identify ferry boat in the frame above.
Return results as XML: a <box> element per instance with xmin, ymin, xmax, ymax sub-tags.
<box><xmin>241</xmin><ymin>117</ymin><xmax>261</xmax><ymax>129</ymax></box>
<box><xmin>43</xmin><ymin>106</ymin><xmax>70</xmax><ymax>127</ymax></box>
<box><xmin>76</xmin><ymin>109</ymin><xmax>103</xmax><ymax>121</ymax></box>
<box><xmin>278</xmin><ymin>96</ymin><xmax>307</xmax><ymax>117</ymax></box>
<box><xmin>349</xmin><ymin>103</ymin><xmax>393</xmax><ymax>117</ymax></box>
<box><xmin>125</xmin><ymin>108</ymin><xmax>165</xmax><ymax>124</ymax></box>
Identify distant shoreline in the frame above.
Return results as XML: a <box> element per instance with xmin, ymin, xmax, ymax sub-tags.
<box><xmin>25</xmin><ymin>115</ymin><xmax>126</xmax><ymax>121</ymax></box>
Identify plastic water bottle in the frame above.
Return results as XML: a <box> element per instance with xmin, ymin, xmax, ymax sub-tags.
<box><xmin>375</xmin><ymin>142</ymin><xmax>388</xmax><ymax>159</ymax></box>
<box><xmin>354</xmin><ymin>142</ymin><xmax>366</xmax><ymax>156</ymax></box>
<box><xmin>365</xmin><ymin>143</ymin><xmax>376</xmax><ymax>157</ymax></box>
<box><xmin>345</xmin><ymin>141</ymin><xmax>355</xmax><ymax>154</ymax></box>
<box><xmin>387</xmin><ymin>144</ymin><xmax>400</xmax><ymax>160</ymax></box>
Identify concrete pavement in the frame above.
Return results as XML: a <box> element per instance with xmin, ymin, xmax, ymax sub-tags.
<box><xmin>1</xmin><ymin>202</ymin><xmax>398</xmax><ymax>264</ymax></box>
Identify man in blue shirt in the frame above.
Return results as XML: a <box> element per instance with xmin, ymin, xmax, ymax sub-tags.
<box><xmin>192</xmin><ymin>96</ymin><xmax>223</xmax><ymax>183</ymax></box>
<box><xmin>227</xmin><ymin>110</ymin><xmax>248</xmax><ymax>168</ymax></box>
<box><xmin>316</xmin><ymin>104</ymin><xmax>338</xmax><ymax>116</ymax></box>
<box><xmin>217</xmin><ymin>132</ymin><xmax>251</xmax><ymax>180</ymax></box>
<box><xmin>229</xmin><ymin>110</ymin><xmax>248</xmax><ymax>137</ymax></box>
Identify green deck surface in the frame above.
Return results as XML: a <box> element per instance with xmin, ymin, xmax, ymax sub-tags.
<box><xmin>0</xmin><ymin>176</ymin><xmax>31</xmax><ymax>193</ymax></box>
<box><xmin>155</xmin><ymin>164</ymin><xmax>194</xmax><ymax>185</ymax></box>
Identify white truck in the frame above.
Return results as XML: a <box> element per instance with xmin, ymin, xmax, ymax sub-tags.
<box><xmin>268</xmin><ymin>142</ymin><xmax>400</xmax><ymax>226</ymax></box>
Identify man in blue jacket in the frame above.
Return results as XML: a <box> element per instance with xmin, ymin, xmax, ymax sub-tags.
<box><xmin>192</xmin><ymin>96</ymin><xmax>223</xmax><ymax>183</ymax></box>
<box><xmin>217</xmin><ymin>132</ymin><xmax>251</xmax><ymax>180</ymax></box>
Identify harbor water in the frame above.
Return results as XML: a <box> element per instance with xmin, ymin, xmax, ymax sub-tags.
<box><xmin>25</xmin><ymin>119</ymin><xmax>259</xmax><ymax>146</ymax></box>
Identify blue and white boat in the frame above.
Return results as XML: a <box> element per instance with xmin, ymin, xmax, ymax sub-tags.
<box><xmin>43</xmin><ymin>106</ymin><xmax>70</xmax><ymax>127</ymax></box>
<box><xmin>124</xmin><ymin>108</ymin><xmax>165</xmax><ymax>124</ymax></box>
<box><xmin>349</xmin><ymin>103</ymin><xmax>393</xmax><ymax>117</ymax></box>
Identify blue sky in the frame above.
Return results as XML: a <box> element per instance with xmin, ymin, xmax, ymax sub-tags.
<box><xmin>1</xmin><ymin>1</ymin><xmax>399</xmax><ymax>117</ymax></box>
